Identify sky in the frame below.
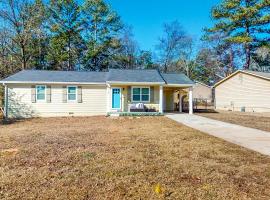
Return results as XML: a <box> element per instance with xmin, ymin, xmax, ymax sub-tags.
<box><xmin>107</xmin><ymin>0</ymin><xmax>221</xmax><ymax>51</ymax></box>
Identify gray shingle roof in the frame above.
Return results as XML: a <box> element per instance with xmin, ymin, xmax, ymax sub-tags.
<box><xmin>1</xmin><ymin>69</ymin><xmax>194</xmax><ymax>85</ymax></box>
<box><xmin>243</xmin><ymin>70</ymin><xmax>270</xmax><ymax>79</ymax></box>
<box><xmin>107</xmin><ymin>69</ymin><xmax>165</xmax><ymax>83</ymax></box>
<box><xmin>1</xmin><ymin>70</ymin><xmax>108</xmax><ymax>83</ymax></box>
<box><xmin>161</xmin><ymin>73</ymin><xmax>194</xmax><ymax>85</ymax></box>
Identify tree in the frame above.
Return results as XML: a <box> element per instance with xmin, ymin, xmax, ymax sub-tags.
<box><xmin>206</xmin><ymin>0</ymin><xmax>270</xmax><ymax>69</ymax></box>
<box><xmin>172</xmin><ymin>36</ymin><xmax>194</xmax><ymax>77</ymax></box>
<box><xmin>195</xmin><ymin>48</ymin><xmax>223</xmax><ymax>85</ymax></box>
<box><xmin>0</xmin><ymin>28</ymin><xmax>18</xmax><ymax>78</ymax></box>
<box><xmin>250</xmin><ymin>44</ymin><xmax>270</xmax><ymax>71</ymax></box>
<box><xmin>82</xmin><ymin>0</ymin><xmax>123</xmax><ymax>71</ymax></box>
<box><xmin>47</xmin><ymin>0</ymin><xmax>84</xmax><ymax>71</ymax></box>
<box><xmin>156</xmin><ymin>20</ymin><xmax>192</xmax><ymax>73</ymax></box>
<box><xmin>0</xmin><ymin>0</ymin><xmax>46</xmax><ymax>70</ymax></box>
<box><xmin>204</xmin><ymin>31</ymin><xmax>245</xmax><ymax>76</ymax></box>
<box><xmin>137</xmin><ymin>51</ymin><xmax>155</xmax><ymax>69</ymax></box>
<box><xmin>116</xmin><ymin>25</ymin><xmax>139</xmax><ymax>69</ymax></box>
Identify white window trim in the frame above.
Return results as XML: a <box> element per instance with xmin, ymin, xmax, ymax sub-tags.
<box><xmin>67</xmin><ymin>86</ymin><xmax>77</xmax><ymax>102</ymax></box>
<box><xmin>111</xmin><ymin>87</ymin><xmax>122</xmax><ymax>110</ymax></box>
<box><xmin>131</xmin><ymin>86</ymin><xmax>150</xmax><ymax>103</ymax></box>
<box><xmin>36</xmin><ymin>85</ymin><xmax>46</xmax><ymax>102</ymax></box>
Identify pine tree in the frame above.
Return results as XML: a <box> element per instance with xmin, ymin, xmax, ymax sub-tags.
<box><xmin>29</xmin><ymin>0</ymin><xmax>48</xmax><ymax>69</ymax></box>
<box><xmin>82</xmin><ymin>0</ymin><xmax>122</xmax><ymax>71</ymax></box>
<box><xmin>47</xmin><ymin>0</ymin><xmax>84</xmax><ymax>71</ymax></box>
<box><xmin>206</xmin><ymin>0</ymin><xmax>270</xmax><ymax>69</ymax></box>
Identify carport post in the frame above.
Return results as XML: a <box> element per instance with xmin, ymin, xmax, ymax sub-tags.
<box><xmin>179</xmin><ymin>91</ymin><xmax>182</xmax><ymax>113</ymax></box>
<box><xmin>159</xmin><ymin>86</ymin><xmax>163</xmax><ymax>113</ymax></box>
<box><xmin>3</xmin><ymin>83</ymin><xmax>8</xmax><ymax>119</ymax></box>
<box><xmin>189</xmin><ymin>87</ymin><xmax>193</xmax><ymax>115</ymax></box>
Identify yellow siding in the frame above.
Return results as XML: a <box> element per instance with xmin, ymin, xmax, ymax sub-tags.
<box><xmin>111</xmin><ymin>85</ymin><xmax>160</xmax><ymax>112</ymax></box>
<box><xmin>164</xmin><ymin>90</ymin><xmax>174</xmax><ymax>111</ymax></box>
<box><xmin>215</xmin><ymin>72</ymin><xmax>270</xmax><ymax>112</ymax></box>
<box><xmin>8</xmin><ymin>84</ymin><xmax>107</xmax><ymax>117</ymax></box>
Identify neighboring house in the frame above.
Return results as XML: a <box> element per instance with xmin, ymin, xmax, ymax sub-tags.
<box><xmin>176</xmin><ymin>81</ymin><xmax>213</xmax><ymax>112</ymax></box>
<box><xmin>214</xmin><ymin>70</ymin><xmax>270</xmax><ymax>112</ymax></box>
<box><xmin>0</xmin><ymin>69</ymin><xmax>194</xmax><ymax>118</ymax></box>
<box><xmin>192</xmin><ymin>81</ymin><xmax>213</xmax><ymax>103</ymax></box>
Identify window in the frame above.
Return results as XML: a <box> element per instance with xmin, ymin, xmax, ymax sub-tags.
<box><xmin>132</xmin><ymin>87</ymin><xmax>150</xmax><ymax>102</ymax></box>
<box><xmin>67</xmin><ymin>86</ymin><xmax>77</xmax><ymax>101</ymax></box>
<box><xmin>36</xmin><ymin>85</ymin><xmax>46</xmax><ymax>101</ymax></box>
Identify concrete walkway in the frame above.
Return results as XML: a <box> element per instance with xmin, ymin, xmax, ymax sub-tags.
<box><xmin>166</xmin><ymin>113</ymin><xmax>270</xmax><ymax>156</ymax></box>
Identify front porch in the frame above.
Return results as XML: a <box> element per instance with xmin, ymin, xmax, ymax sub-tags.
<box><xmin>106</xmin><ymin>85</ymin><xmax>193</xmax><ymax>115</ymax></box>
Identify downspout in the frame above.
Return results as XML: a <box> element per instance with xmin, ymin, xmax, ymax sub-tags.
<box><xmin>3</xmin><ymin>83</ymin><xmax>8</xmax><ymax>119</ymax></box>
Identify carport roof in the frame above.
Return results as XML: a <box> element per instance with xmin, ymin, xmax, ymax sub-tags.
<box><xmin>161</xmin><ymin>73</ymin><xmax>194</xmax><ymax>85</ymax></box>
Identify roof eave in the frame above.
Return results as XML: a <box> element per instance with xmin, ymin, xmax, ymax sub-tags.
<box><xmin>0</xmin><ymin>81</ymin><xmax>107</xmax><ymax>85</ymax></box>
<box><xmin>214</xmin><ymin>70</ymin><xmax>270</xmax><ymax>88</ymax></box>
<box><xmin>164</xmin><ymin>83</ymin><xmax>194</xmax><ymax>87</ymax></box>
<box><xmin>106</xmin><ymin>81</ymin><xmax>166</xmax><ymax>85</ymax></box>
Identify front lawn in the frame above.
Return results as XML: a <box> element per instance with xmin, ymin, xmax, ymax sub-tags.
<box><xmin>197</xmin><ymin>111</ymin><xmax>270</xmax><ymax>132</ymax></box>
<box><xmin>1</xmin><ymin>116</ymin><xmax>270</xmax><ymax>199</ymax></box>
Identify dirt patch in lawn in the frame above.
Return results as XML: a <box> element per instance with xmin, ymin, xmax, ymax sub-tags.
<box><xmin>1</xmin><ymin>116</ymin><xmax>270</xmax><ymax>199</ymax></box>
<box><xmin>197</xmin><ymin>111</ymin><xmax>270</xmax><ymax>132</ymax></box>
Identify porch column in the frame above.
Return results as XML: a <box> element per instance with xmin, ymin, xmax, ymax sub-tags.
<box><xmin>159</xmin><ymin>86</ymin><xmax>163</xmax><ymax>113</ymax></box>
<box><xmin>4</xmin><ymin>84</ymin><xmax>8</xmax><ymax>119</ymax></box>
<box><xmin>179</xmin><ymin>91</ymin><xmax>182</xmax><ymax>113</ymax></box>
<box><xmin>106</xmin><ymin>84</ymin><xmax>111</xmax><ymax>113</ymax></box>
<box><xmin>189</xmin><ymin>87</ymin><xmax>193</xmax><ymax>115</ymax></box>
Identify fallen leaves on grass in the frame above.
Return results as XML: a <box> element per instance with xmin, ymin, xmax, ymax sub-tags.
<box><xmin>0</xmin><ymin>116</ymin><xmax>270</xmax><ymax>199</ymax></box>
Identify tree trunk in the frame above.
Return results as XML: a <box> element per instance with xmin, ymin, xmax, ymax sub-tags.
<box><xmin>68</xmin><ymin>37</ymin><xmax>71</xmax><ymax>71</ymax></box>
<box><xmin>244</xmin><ymin>43</ymin><xmax>251</xmax><ymax>70</ymax></box>
<box><xmin>21</xmin><ymin>44</ymin><xmax>26</xmax><ymax>70</ymax></box>
<box><xmin>229</xmin><ymin>47</ymin><xmax>234</xmax><ymax>74</ymax></box>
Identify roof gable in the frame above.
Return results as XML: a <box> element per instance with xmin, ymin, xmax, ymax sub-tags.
<box><xmin>214</xmin><ymin>70</ymin><xmax>270</xmax><ymax>87</ymax></box>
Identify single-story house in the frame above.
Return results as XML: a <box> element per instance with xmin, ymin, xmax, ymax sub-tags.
<box><xmin>214</xmin><ymin>70</ymin><xmax>270</xmax><ymax>112</ymax></box>
<box><xmin>0</xmin><ymin>69</ymin><xmax>194</xmax><ymax>118</ymax></box>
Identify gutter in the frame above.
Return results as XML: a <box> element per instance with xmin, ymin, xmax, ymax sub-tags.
<box><xmin>106</xmin><ymin>81</ymin><xmax>166</xmax><ymax>85</ymax></box>
<box><xmin>0</xmin><ymin>81</ymin><xmax>107</xmax><ymax>86</ymax></box>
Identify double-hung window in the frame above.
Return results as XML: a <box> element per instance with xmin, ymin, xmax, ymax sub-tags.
<box><xmin>132</xmin><ymin>87</ymin><xmax>150</xmax><ymax>102</ymax></box>
<box><xmin>67</xmin><ymin>86</ymin><xmax>77</xmax><ymax>101</ymax></box>
<box><xmin>36</xmin><ymin>85</ymin><xmax>46</xmax><ymax>101</ymax></box>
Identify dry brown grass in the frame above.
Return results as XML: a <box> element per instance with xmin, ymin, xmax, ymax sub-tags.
<box><xmin>1</xmin><ymin>116</ymin><xmax>270</xmax><ymax>199</ymax></box>
<box><xmin>197</xmin><ymin>111</ymin><xmax>270</xmax><ymax>132</ymax></box>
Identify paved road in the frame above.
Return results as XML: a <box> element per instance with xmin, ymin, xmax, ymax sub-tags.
<box><xmin>166</xmin><ymin>113</ymin><xmax>270</xmax><ymax>156</ymax></box>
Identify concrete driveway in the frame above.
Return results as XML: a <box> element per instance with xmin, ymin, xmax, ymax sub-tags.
<box><xmin>166</xmin><ymin>113</ymin><xmax>270</xmax><ymax>156</ymax></box>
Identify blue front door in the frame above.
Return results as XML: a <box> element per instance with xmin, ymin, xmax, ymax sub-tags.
<box><xmin>112</xmin><ymin>88</ymin><xmax>121</xmax><ymax>109</ymax></box>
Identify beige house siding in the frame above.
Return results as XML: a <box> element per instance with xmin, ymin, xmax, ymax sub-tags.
<box><xmin>193</xmin><ymin>83</ymin><xmax>213</xmax><ymax>102</ymax></box>
<box><xmin>164</xmin><ymin>89</ymin><xmax>174</xmax><ymax>111</ymax></box>
<box><xmin>215</xmin><ymin>72</ymin><xmax>270</xmax><ymax>112</ymax></box>
<box><xmin>109</xmin><ymin>85</ymin><xmax>160</xmax><ymax>112</ymax></box>
<box><xmin>7</xmin><ymin>84</ymin><xmax>107</xmax><ymax>117</ymax></box>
